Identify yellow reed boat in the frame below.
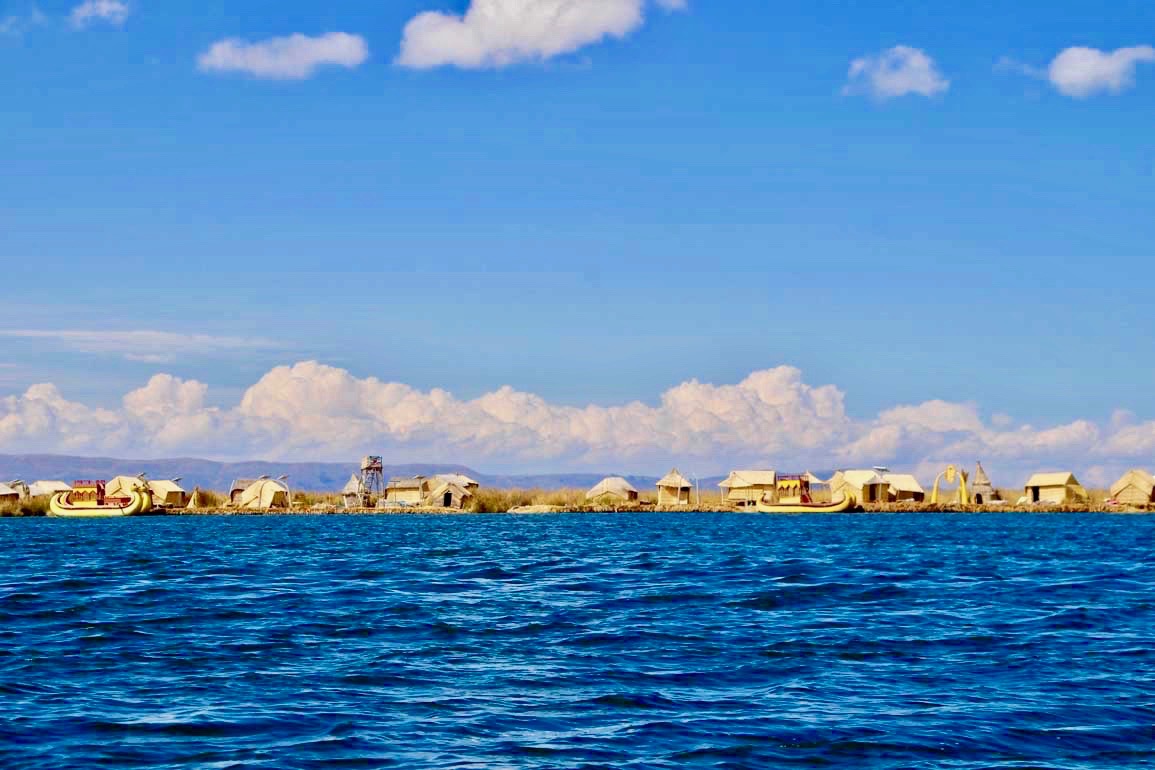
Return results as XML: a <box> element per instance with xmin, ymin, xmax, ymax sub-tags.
<box><xmin>49</xmin><ymin>480</ymin><xmax>154</xmax><ymax>518</ymax></box>
<box><xmin>754</xmin><ymin>474</ymin><xmax>857</xmax><ymax>514</ymax></box>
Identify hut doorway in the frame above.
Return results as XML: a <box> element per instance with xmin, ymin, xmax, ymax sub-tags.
<box><xmin>443</xmin><ymin>491</ymin><xmax>453</xmax><ymax>508</ymax></box>
<box><xmin>974</xmin><ymin>493</ymin><xmax>984</xmax><ymax>504</ymax></box>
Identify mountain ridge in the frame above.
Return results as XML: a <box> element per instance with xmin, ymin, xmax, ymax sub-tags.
<box><xmin>0</xmin><ymin>453</ymin><xmax>721</xmax><ymax>492</ymax></box>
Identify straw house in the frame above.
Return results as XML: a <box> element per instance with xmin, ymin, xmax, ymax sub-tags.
<box><xmin>105</xmin><ymin>476</ymin><xmax>150</xmax><ymax>500</ymax></box>
<box><xmin>882</xmin><ymin>473</ymin><xmax>926</xmax><ymax>503</ymax></box>
<box><xmin>586</xmin><ymin>477</ymin><xmax>639</xmax><ymax>504</ymax></box>
<box><xmin>426</xmin><ymin>481</ymin><xmax>473</xmax><ymax>510</ymax></box>
<box><xmin>1110</xmin><ymin>469</ymin><xmax>1155</xmax><ymax>506</ymax></box>
<box><xmin>385</xmin><ymin>476</ymin><xmax>430</xmax><ymax>506</ymax></box>
<box><xmin>5</xmin><ymin>480</ymin><xmax>30</xmax><ymax>499</ymax></box>
<box><xmin>656</xmin><ymin>468</ymin><xmax>693</xmax><ymax>506</ymax></box>
<box><xmin>148</xmin><ymin>479</ymin><xmax>189</xmax><ymax>508</ymax></box>
<box><xmin>432</xmin><ymin>474</ymin><xmax>480</xmax><ymax>492</ymax></box>
<box><xmin>28</xmin><ymin>480</ymin><xmax>70</xmax><ymax>498</ymax></box>
<box><xmin>106</xmin><ymin>476</ymin><xmax>188</xmax><ymax>508</ymax></box>
<box><xmin>229</xmin><ymin>479</ymin><xmax>258</xmax><ymax>505</ymax></box>
<box><xmin>341</xmin><ymin>474</ymin><xmax>363</xmax><ymax>508</ymax></box>
<box><xmin>238</xmin><ymin>478</ymin><xmax>290</xmax><ymax>511</ymax></box>
<box><xmin>186</xmin><ymin>488</ymin><xmax>203</xmax><ymax>510</ymax></box>
<box><xmin>718</xmin><ymin>470</ymin><xmax>777</xmax><ymax>507</ymax></box>
<box><xmin>829</xmin><ymin>470</ymin><xmax>889</xmax><ymax>504</ymax></box>
<box><xmin>1022</xmin><ymin>472</ymin><xmax>1088</xmax><ymax>505</ymax></box>
<box><xmin>0</xmin><ymin>483</ymin><xmax>19</xmax><ymax>506</ymax></box>
<box><xmin>970</xmin><ymin>462</ymin><xmax>998</xmax><ymax>505</ymax></box>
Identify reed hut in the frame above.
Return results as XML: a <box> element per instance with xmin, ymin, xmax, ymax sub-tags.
<box><xmin>586</xmin><ymin>477</ymin><xmax>639</xmax><ymax>504</ymax></box>
<box><xmin>432</xmin><ymin>474</ymin><xmax>480</xmax><ymax>493</ymax></box>
<box><xmin>1022</xmin><ymin>472</ymin><xmax>1088</xmax><ymax>505</ymax></box>
<box><xmin>426</xmin><ymin>481</ymin><xmax>473</xmax><ymax>510</ymax></box>
<box><xmin>970</xmin><ymin>462</ymin><xmax>998</xmax><ymax>505</ymax></box>
<box><xmin>28</xmin><ymin>480</ymin><xmax>70</xmax><ymax>498</ymax></box>
<box><xmin>341</xmin><ymin>474</ymin><xmax>363</xmax><ymax>508</ymax></box>
<box><xmin>1110</xmin><ymin>469</ymin><xmax>1155</xmax><ymax>506</ymax></box>
<box><xmin>718</xmin><ymin>470</ymin><xmax>777</xmax><ymax>507</ymax></box>
<box><xmin>0</xmin><ymin>483</ymin><xmax>19</xmax><ymax>506</ymax></box>
<box><xmin>229</xmin><ymin>479</ymin><xmax>258</xmax><ymax>505</ymax></box>
<box><xmin>830</xmin><ymin>470</ymin><xmax>889</xmax><ymax>504</ymax></box>
<box><xmin>656</xmin><ymin>468</ymin><xmax>693</xmax><ymax>506</ymax></box>
<box><xmin>882</xmin><ymin>473</ymin><xmax>925</xmax><ymax>503</ymax></box>
<box><xmin>385</xmin><ymin>476</ymin><xmax>430</xmax><ymax>506</ymax></box>
<box><xmin>105</xmin><ymin>476</ymin><xmax>149</xmax><ymax>500</ymax></box>
<box><xmin>149</xmin><ymin>479</ymin><xmax>189</xmax><ymax>508</ymax></box>
<box><xmin>106</xmin><ymin>476</ymin><xmax>188</xmax><ymax>508</ymax></box>
<box><xmin>237</xmin><ymin>478</ymin><xmax>290</xmax><ymax>511</ymax></box>
<box><xmin>5</xmin><ymin>480</ymin><xmax>30</xmax><ymax>500</ymax></box>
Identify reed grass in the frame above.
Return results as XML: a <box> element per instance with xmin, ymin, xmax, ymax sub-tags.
<box><xmin>0</xmin><ymin>497</ymin><xmax>51</xmax><ymax>517</ymax></box>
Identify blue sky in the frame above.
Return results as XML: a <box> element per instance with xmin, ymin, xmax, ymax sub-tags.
<box><xmin>2</xmin><ymin>0</ymin><xmax>1154</xmax><ymax>479</ymax></box>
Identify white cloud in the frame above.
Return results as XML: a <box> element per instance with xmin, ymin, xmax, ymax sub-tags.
<box><xmin>1</xmin><ymin>360</ymin><xmax>1152</xmax><ymax>486</ymax></box>
<box><xmin>1</xmin><ymin>6</ymin><xmax>47</xmax><ymax>36</ymax></box>
<box><xmin>197</xmin><ymin>32</ymin><xmax>369</xmax><ymax>80</ymax></box>
<box><xmin>0</xmin><ymin>329</ymin><xmax>279</xmax><ymax>362</ymax></box>
<box><xmin>845</xmin><ymin>45</ymin><xmax>949</xmax><ymax>100</ymax></box>
<box><xmin>1047</xmin><ymin>45</ymin><xmax>1155</xmax><ymax>98</ymax></box>
<box><xmin>397</xmin><ymin>0</ymin><xmax>684</xmax><ymax>70</ymax></box>
<box><xmin>69</xmin><ymin>0</ymin><xmax>128</xmax><ymax>28</ymax></box>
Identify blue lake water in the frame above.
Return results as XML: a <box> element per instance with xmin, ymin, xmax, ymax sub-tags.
<box><xmin>2</xmin><ymin>513</ymin><xmax>1154</xmax><ymax>769</ymax></box>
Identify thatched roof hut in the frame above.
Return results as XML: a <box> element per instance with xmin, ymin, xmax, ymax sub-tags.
<box><xmin>1023</xmin><ymin>472</ymin><xmax>1088</xmax><ymax>505</ymax></box>
<box><xmin>341</xmin><ymin>474</ymin><xmax>363</xmax><ymax>508</ymax></box>
<box><xmin>237</xmin><ymin>478</ymin><xmax>290</xmax><ymax>511</ymax></box>
<box><xmin>1110</xmin><ymin>469</ymin><xmax>1155</xmax><ymax>506</ymax></box>
<box><xmin>656</xmin><ymin>468</ymin><xmax>693</xmax><ymax>506</ymax></box>
<box><xmin>882</xmin><ymin>473</ymin><xmax>925</xmax><ymax>502</ymax></box>
<box><xmin>830</xmin><ymin>470</ymin><xmax>889</xmax><ymax>504</ymax></box>
<box><xmin>970</xmin><ymin>462</ymin><xmax>998</xmax><ymax>504</ymax></box>
<box><xmin>426</xmin><ymin>481</ymin><xmax>473</xmax><ymax>510</ymax></box>
<box><xmin>0</xmin><ymin>482</ymin><xmax>19</xmax><ymax>506</ymax></box>
<box><xmin>432</xmin><ymin>474</ymin><xmax>480</xmax><ymax>492</ymax></box>
<box><xmin>106</xmin><ymin>476</ymin><xmax>188</xmax><ymax>508</ymax></box>
<box><xmin>230</xmin><ymin>479</ymin><xmax>258</xmax><ymax>504</ymax></box>
<box><xmin>385</xmin><ymin>477</ymin><xmax>429</xmax><ymax>506</ymax></box>
<box><xmin>28</xmin><ymin>480</ymin><xmax>70</xmax><ymax>498</ymax></box>
<box><xmin>586</xmin><ymin>477</ymin><xmax>639</xmax><ymax>504</ymax></box>
<box><xmin>718</xmin><ymin>470</ymin><xmax>777</xmax><ymax>507</ymax></box>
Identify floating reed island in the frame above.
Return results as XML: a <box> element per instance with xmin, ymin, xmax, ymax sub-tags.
<box><xmin>3</xmin><ymin>458</ymin><xmax>1154</xmax><ymax>517</ymax></box>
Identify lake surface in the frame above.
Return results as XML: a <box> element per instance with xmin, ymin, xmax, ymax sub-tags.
<box><xmin>2</xmin><ymin>513</ymin><xmax>1154</xmax><ymax>768</ymax></box>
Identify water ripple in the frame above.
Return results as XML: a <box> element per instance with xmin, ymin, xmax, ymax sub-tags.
<box><xmin>1</xmin><ymin>512</ymin><xmax>1154</xmax><ymax>768</ymax></box>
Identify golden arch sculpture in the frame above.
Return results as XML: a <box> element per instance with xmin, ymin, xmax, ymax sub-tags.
<box><xmin>931</xmin><ymin>464</ymin><xmax>970</xmax><ymax>505</ymax></box>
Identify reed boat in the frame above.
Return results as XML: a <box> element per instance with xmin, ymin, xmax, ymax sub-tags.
<box><xmin>753</xmin><ymin>473</ymin><xmax>858</xmax><ymax>514</ymax></box>
<box><xmin>49</xmin><ymin>480</ymin><xmax>154</xmax><ymax>518</ymax></box>
<box><xmin>755</xmin><ymin>494</ymin><xmax>854</xmax><ymax>514</ymax></box>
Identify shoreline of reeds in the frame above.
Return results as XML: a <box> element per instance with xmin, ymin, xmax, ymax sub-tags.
<box><xmin>4</xmin><ymin>486</ymin><xmax>1151</xmax><ymax>518</ymax></box>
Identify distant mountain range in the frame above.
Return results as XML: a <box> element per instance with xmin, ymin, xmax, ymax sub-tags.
<box><xmin>0</xmin><ymin>453</ymin><xmax>724</xmax><ymax>492</ymax></box>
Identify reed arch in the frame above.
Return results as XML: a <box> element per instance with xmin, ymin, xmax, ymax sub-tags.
<box><xmin>931</xmin><ymin>465</ymin><xmax>970</xmax><ymax>505</ymax></box>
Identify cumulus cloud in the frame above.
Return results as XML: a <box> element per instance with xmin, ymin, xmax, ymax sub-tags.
<box><xmin>69</xmin><ymin>0</ymin><xmax>128</xmax><ymax>28</ymax></box>
<box><xmin>197</xmin><ymin>32</ymin><xmax>369</xmax><ymax>80</ymax></box>
<box><xmin>1</xmin><ymin>6</ymin><xmax>47</xmax><ymax>36</ymax></box>
<box><xmin>844</xmin><ymin>45</ymin><xmax>949</xmax><ymax>100</ymax></box>
<box><xmin>0</xmin><ymin>329</ymin><xmax>280</xmax><ymax>363</ymax></box>
<box><xmin>397</xmin><ymin>0</ymin><xmax>684</xmax><ymax>70</ymax></box>
<box><xmin>1</xmin><ymin>361</ymin><xmax>1151</xmax><ymax>484</ymax></box>
<box><xmin>1047</xmin><ymin>45</ymin><xmax>1155</xmax><ymax>98</ymax></box>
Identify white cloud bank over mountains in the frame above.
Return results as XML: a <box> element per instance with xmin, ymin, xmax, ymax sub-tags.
<box><xmin>1</xmin><ymin>361</ymin><xmax>1149</xmax><ymax>484</ymax></box>
<box><xmin>397</xmin><ymin>0</ymin><xmax>685</xmax><ymax>70</ymax></box>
